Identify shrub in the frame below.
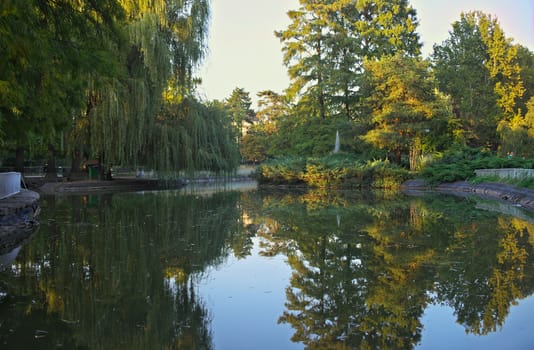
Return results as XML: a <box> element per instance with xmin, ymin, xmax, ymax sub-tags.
<box><xmin>256</xmin><ymin>155</ymin><xmax>410</xmax><ymax>189</ymax></box>
<box><xmin>255</xmin><ymin>157</ymin><xmax>306</xmax><ymax>185</ymax></box>
<box><xmin>420</xmin><ymin>146</ymin><xmax>534</xmax><ymax>184</ymax></box>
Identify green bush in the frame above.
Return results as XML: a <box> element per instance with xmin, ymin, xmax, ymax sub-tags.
<box><xmin>255</xmin><ymin>157</ymin><xmax>306</xmax><ymax>185</ymax></box>
<box><xmin>256</xmin><ymin>155</ymin><xmax>410</xmax><ymax>189</ymax></box>
<box><xmin>420</xmin><ymin>146</ymin><xmax>534</xmax><ymax>184</ymax></box>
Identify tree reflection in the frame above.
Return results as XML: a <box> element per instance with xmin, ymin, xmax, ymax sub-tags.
<box><xmin>0</xmin><ymin>191</ymin><xmax>242</xmax><ymax>349</ymax></box>
<box><xmin>2</xmin><ymin>188</ymin><xmax>534</xmax><ymax>349</ymax></box>
<box><xmin>246</xmin><ymin>190</ymin><xmax>534</xmax><ymax>349</ymax></box>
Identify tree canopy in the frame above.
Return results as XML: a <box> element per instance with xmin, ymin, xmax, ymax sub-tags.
<box><xmin>362</xmin><ymin>54</ymin><xmax>452</xmax><ymax>169</ymax></box>
<box><xmin>1</xmin><ymin>0</ymin><xmax>241</xmax><ymax>177</ymax></box>
<box><xmin>276</xmin><ymin>0</ymin><xmax>421</xmax><ymax>120</ymax></box>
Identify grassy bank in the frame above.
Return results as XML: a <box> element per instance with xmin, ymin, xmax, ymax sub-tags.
<box><xmin>419</xmin><ymin>148</ymin><xmax>534</xmax><ymax>189</ymax></box>
<box><xmin>255</xmin><ymin>155</ymin><xmax>411</xmax><ymax>189</ymax></box>
<box><xmin>255</xmin><ymin>148</ymin><xmax>534</xmax><ymax>190</ymax></box>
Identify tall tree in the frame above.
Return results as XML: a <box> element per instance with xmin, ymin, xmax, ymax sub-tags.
<box><xmin>226</xmin><ymin>87</ymin><xmax>255</xmax><ymax>148</ymax></box>
<box><xmin>70</xmin><ymin>0</ymin><xmax>211</xmax><ymax>176</ymax></box>
<box><xmin>432</xmin><ymin>12</ymin><xmax>499</xmax><ymax>148</ymax></box>
<box><xmin>516</xmin><ymin>46</ymin><xmax>534</xmax><ymax>114</ymax></box>
<box><xmin>0</xmin><ymin>0</ymin><xmax>125</xmax><ymax>172</ymax></box>
<box><xmin>432</xmin><ymin>11</ymin><xmax>526</xmax><ymax>153</ymax></box>
<box><xmin>276</xmin><ymin>0</ymin><xmax>421</xmax><ymax>120</ymax></box>
<box><xmin>256</xmin><ymin>90</ymin><xmax>290</xmax><ymax>123</ymax></box>
<box><xmin>362</xmin><ymin>54</ymin><xmax>451</xmax><ymax>169</ymax></box>
<box><xmin>240</xmin><ymin>90</ymin><xmax>290</xmax><ymax>163</ymax></box>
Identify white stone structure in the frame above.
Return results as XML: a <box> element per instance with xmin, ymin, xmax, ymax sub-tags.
<box><xmin>0</xmin><ymin>172</ymin><xmax>21</xmax><ymax>199</ymax></box>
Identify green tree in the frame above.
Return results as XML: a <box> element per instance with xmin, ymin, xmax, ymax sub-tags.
<box><xmin>432</xmin><ymin>11</ymin><xmax>527</xmax><ymax>153</ymax></box>
<box><xmin>362</xmin><ymin>54</ymin><xmax>451</xmax><ymax>169</ymax></box>
<box><xmin>1</xmin><ymin>0</ymin><xmax>217</xmax><ymax>177</ymax></box>
<box><xmin>147</xmin><ymin>98</ymin><xmax>239</xmax><ymax>173</ymax></box>
<box><xmin>256</xmin><ymin>90</ymin><xmax>290</xmax><ymax>123</ymax></box>
<box><xmin>240</xmin><ymin>90</ymin><xmax>289</xmax><ymax>163</ymax></box>
<box><xmin>432</xmin><ymin>12</ymin><xmax>500</xmax><ymax>148</ymax></box>
<box><xmin>276</xmin><ymin>0</ymin><xmax>421</xmax><ymax>120</ymax></box>
<box><xmin>516</xmin><ymin>46</ymin><xmax>534</xmax><ymax>114</ymax></box>
<box><xmin>0</xmin><ymin>0</ymin><xmax>125</xmax><ymax>172</ymax></box>
<box><xmin>226</xmin><ymin>87</ymin><xmax>255</xmax><ymax>152</ymax></box>
<box><xmin>75</xmin><ymin>0</ymin><xmax>211</xmax><ymax>176</ymax></box>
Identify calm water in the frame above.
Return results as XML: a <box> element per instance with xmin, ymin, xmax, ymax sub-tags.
<box><xmin>1</xmin><ymin>184</ymin><xmax>534</xmax><ymax>349</ymax></box>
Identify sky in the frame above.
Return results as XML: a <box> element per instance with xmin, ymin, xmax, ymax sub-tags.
<box><xmin>197</xmin><ymin>0</ymin><xmax>534</xmax><ymax>108</ymax></box>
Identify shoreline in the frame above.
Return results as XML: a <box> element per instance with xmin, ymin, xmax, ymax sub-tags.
<box><xmin>401</xmin><ymin>179</ymin><xmax>534</xmax><ymax>213</ymax></box>
<box><xmin>27</xmin><ymin>175</ymin><xmax>256</xmax><ymax>195</ymax></box>
<box><xmin>16</xmin><ymin>176</ymin><xmax>534</xmax><ymax>213</ymax></box>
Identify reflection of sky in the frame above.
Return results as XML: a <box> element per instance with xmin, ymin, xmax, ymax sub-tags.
<box><xmin>196</xmin><ymin>232</ymin><xmax>534</xmax><ymax>350</ymax></box>
<box><xmin>418</xmin><ymin>295</ymin><xmax>534</xmax><ymax>350</ymax></box>
<box><xmin>198</xmin><ymin>236</ymin><xmax>301</xmax><ymax>350</ymax></box>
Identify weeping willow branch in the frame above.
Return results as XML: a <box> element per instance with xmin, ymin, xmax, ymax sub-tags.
<box><xmin>147</xmin><ymin>99</ymin><xmax>240</xmax><ymax>174</ymax></box>
<box><xmin>67</xmin><ymin>0</ymin><xmax>218</xmax><ymax>174</ymax></box>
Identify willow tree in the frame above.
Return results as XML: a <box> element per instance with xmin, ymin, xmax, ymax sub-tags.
<box><xmin>146</xmin><ymin>99</ymin><xmax>239</xmax><ymax>175</ymax></box>
<box><xmin>70</xmin><ymin>0</ymin><xmax>212</xmax><ymax>176</ymax></box>
<box><xmin>0</xmin><ymin>0</ymin><xmax>124</xmax><ymax>173</ymax></box>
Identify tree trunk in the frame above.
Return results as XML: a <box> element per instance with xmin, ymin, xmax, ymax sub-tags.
<box><xmin>45</xmin><ymin>143</ymin><xmax>56</xmax><ymax>180</ymax></box>
<box><xmin>68</xmin><ymin>147</ymin><xmax>85</xmax><ymax>180</ymax></box>
<box><xmin>395</xmin><ymin>147</ymin><xmax>402</xmax><ymax>165</ymax></box>
<box><xmin>409</xmin><ymin>139</ymin><xmax>422</xmax><ymax>171</ymax></box>
<box><xmin>14</xmin><ymin>146</ymin><xmax>24</xmax><ymax>173</ymax></box>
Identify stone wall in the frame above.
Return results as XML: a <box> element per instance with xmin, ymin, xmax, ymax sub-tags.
<box><xmin>475</xmin><ymin>168</ymin><xmax>534</xmax><ymax>179</ymax></box>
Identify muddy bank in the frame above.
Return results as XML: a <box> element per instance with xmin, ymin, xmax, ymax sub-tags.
<box><xmin>401</xmin><ymin>180</ymin><xmax>534</xmax><ymax>212</ymax></box>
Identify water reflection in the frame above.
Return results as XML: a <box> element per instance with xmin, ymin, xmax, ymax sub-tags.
<box><xmin>247</xmin><ymin>190</ymin><xmax>534</xmax><ymax>349</ymax></box>
<box><xmin>0</xmin><ymin>188</ymin><xmax>533</xmax><ymax>349</ymax></box>
<box><xmin>0</xmin><ymin>191</ymin><xmax>243</xmax><ymax>349</ymax></box>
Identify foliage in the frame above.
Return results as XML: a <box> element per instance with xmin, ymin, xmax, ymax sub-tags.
<box><xmin>256</xmin><ymin>155</ymin><xmax>411</xmax><ymax>189</ymax></box>
<box><xmin>276</xmin><ymin>0</ymin><xmax>421</xmax><ymax>120</ymax></box>
<box><xmin>225</xmin><ymin>87</ymin><xmax>255</xmax><ymax>147</ymax></box>
<box><xmin>79</xmin><ymin>0</ymin><xmax>212</xmax><ymax>172</ymax></box>
<box><xmin>147</xmin><ymin>98</ymin><xmax>240</xmax><ymax>174</ymax></box>
<box><xmin>0</xmin><ymin>0</ymin><xmax>235</xmax><ymax>177</ymax></box>
<box><xmin>420</xmin><ymin>146</ymin><xmax>534</xmax><ymax>184</ymax></box>
<box><xmin>267</xmin><ymin>114</ymin><xmax>368</xmax><ymax>158</ymax></box>
<box><xmin>0</xmin><ymin>0</ymin><xmax>125</xmax><ymax>169</ymax></box>
<box><xmin>240</xmin><ymin>90</ymin><xmax>290</xmax><ymax>163</ymax></box>
<box><xmin>432</xmin><ymin>11</ymin><xmax>526</xmax><ymax>152</ymax></box>
<box><xmin>255</xmin><ymin>157</ymin><xmax>307</xmax><ymax>185</ymax></box>
<box><xmin>362</xmin><ymin>54</ymin><xmax>453</xmax><ymax>169</ymax></box>
<box><xmin>517</xmin><ymin>46</ymin><xmax>534</xmax><ymax>114</ymax></box>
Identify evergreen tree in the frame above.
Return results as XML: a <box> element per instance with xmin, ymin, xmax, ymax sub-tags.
<box><xmin>432</xmin><ymin>11</ymin><xmax>526</xmax><ymax>153</ymax></box>
<box><xmin>362</xmin><ymin>54</ymin><xmax>452</xmax><ymax>169</ymax></box>
<box><xmin>276</xmin><ymin>0</ymin><xmax>421</xmax><ymax>120</ymax></box>
<box><xmin>226</xmin><ymin>87</ymin><xmax>255</xmax><ymax>149</ymax></box>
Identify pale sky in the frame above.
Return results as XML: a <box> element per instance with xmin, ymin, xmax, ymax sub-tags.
<box><xmin>197</xmin><ymin>0</ymin><xmax>534</xmax><ymax>108</ymax></box>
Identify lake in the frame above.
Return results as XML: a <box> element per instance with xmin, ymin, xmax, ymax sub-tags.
<box><xmin>1</xmin><ymin>183</ymin><xmax>534</xmax><ymax>349</ymax></box>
